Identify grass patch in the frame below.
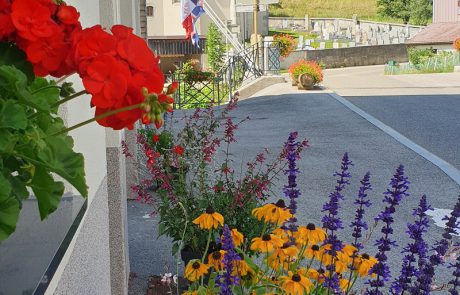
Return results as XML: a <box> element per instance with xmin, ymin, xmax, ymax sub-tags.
<box><xmin>269</xmin><ymin>0</ymin><xmax>404</xmax><ymax>24</ymax></box>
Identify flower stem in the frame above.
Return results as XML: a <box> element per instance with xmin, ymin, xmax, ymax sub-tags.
<box><xmin>51</xmin><ymin>90</ymin><xmax>87</xmax><ymax>108</ymax></box>
<box><xmin>201</xmin><ymin>229</ymin><xmax>213</xmax><ymax>262</ymax></box>
<box><xmin>31</xmin><ymin>85</ymin><xmax>62</xmax><ymax>94</ymax></box>
<box><xmin>49</xmin><ymin>102</ymin><xmax>144</xmax><ymax>137</ymax></box>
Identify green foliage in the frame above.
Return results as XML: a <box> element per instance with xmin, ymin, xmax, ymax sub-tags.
<box><xmin>377</xmin><ymin>0</ymin><xmax>432</xmax><ymax>24</ymax></box>
<box><xmin>206</xmin><ymin>23</ymin><xmax>225</xmax><ymax>72</ymax></box>
<box><xmin>408</xmin><ymin>47</ymin><xmax>435</xmax><ymax>65</ymax></box>
<box><xmin>410</xmin><ymin>0</ymin><xmax>433</xmax><ymax>25</ymax></box>
<box><xmin>0</xmin><ymin>44</ymin><xmax>87</xmax><ymax>242</ymax></box>
<box><xmin>386</xmin><ymin>51</ymin><xmax>459</xmax><ymax>75</ymax></box>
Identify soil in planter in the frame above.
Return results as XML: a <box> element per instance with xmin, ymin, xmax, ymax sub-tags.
<box><xmin>146</xmin><ymin>276</ymin><xmax>189</xmax><ymax>295</ymax></box>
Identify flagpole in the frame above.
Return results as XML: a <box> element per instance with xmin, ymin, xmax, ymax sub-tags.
<box><xmin>253</xmin><ymin>0</ymin><xmax>259</xmax><ymax>67</ymax></box>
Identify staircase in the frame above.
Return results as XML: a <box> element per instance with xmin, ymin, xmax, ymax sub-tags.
<box><xmin>202</xmin><ymin>0</ymin><xmax>245</xmax><ymax>53</ymax></box>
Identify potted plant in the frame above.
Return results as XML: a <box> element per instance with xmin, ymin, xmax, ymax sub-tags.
<box><xmin>126</xmin><ymin>100</ymin><xmax>309</xmax><ymax>263</ymax></box>
<box><xmin>273</xmin><ymin>33</ymin><xmax>296</xmax><ymax>58</ymax></box>
<box><xmin>288</xmin><ymin>60</ymin><xmax>323</xmax><ymax>90</ymax></box>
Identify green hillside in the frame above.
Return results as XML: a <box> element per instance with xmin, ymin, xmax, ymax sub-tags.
<box><xmin>269</xmin><ymin>0</ymin><xmax>401</xmax><ymax>23</ymax></box>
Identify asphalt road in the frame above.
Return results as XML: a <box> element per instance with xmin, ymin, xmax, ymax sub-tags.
<box><xmin>345</xmin><ymin>94</ymin><xmax>460</xmax><ymax>170</ymax></box>
<box><xmin>128</xmin><ymin>83</ymin><xmax>460</xmax><ymax>293</ymax></box>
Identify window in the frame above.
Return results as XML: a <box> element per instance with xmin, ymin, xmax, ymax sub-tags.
<box><xmin>147</xmin><ymin>5</ymin><xmax>155</xmax><ymax>17</ymax></box>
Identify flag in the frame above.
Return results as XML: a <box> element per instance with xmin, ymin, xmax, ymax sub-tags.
<box><xmin>181</xmin><ymin>0</ymin><xmax>205</xmax><ymax>46</ymax></box>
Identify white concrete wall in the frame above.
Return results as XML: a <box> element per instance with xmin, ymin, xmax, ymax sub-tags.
<box><xmin>45</xmin><ymin>0</ymin><xmax>136</xmax><ymax>294</ymax></box>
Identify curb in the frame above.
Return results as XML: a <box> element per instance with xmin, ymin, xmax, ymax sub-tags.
<box><xmin>329</xmin><ymin>92</ymin><xmax>460</xmax><ymax>186</ymax></box>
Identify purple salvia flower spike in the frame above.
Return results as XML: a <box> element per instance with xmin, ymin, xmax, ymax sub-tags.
<box><xmin>350</xmin><ymin>172</ymin><xmax>372</xmax><ymax>251</ymax></box>
<box><xmin>216</xmin><ymin>225</ymin><xmax>240</xmax><ymax>294</ymax></box>
<box><xmin>415</xmin><ymin>196</ymin><xmax>460</xmax><ymax>294</ymax></box>
<box><xmin>366</xmin><ymin>165</ymin><xmax>410</xmax><ymax>295</ymax></box>
<box><xmin>321</xmin><ymin>153</ymin><xmax>353</xmax><ymax>292</ymax></box>
<box><xmin>390</xmin><ymin>195</ymin><xmax>431</xmax><ymax>295</ymax></box>
<box><xmin>283</xmin><ymin>132</ymin><xmax>302</xmax><ymax>232</ymax></box>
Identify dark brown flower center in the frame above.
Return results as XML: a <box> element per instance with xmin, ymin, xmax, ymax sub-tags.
<box><xmin>206</xmin><ymin>206</ymin><xmax>215</xmax><ymax>214</ymax></box>
<box><xmin>362</xmin><ymin>253</ymin><xmax>370</xmax><ymax>260</ymax></box>
<box><xmin>307</xmin><ymin>223</ymin><xmax>316</xmax><ymax>230</ymax></box>
<box><xmin>212</xmin><ymin>251</ymin><xmax>222</xmax><ymax>260</ymax></box>
<box><xmin>262</xmin><ymin>234</ymin><xmax>271</xmax><ymax>241</ymax></box>
<box><xmin>275</xmin><ymin>199</ymin><xmax>286</xmax><ymax>208</ymax></box>
<box><xmin>192</xmin><ymin>262</ymin><xmax>201</xmax><ymax>269</ymax></box>
<box><xmin>292</xmin><ymin>274</ymin><xmax>301</xmax><ymax>282</ymax></box>
<box><xmin>318</xmin><ymin>268</ymin><xmax>325</xmax><ymax>274</ymax></box>
<box><xmin>311</xmin><ymin>245</ymin><xmax>320</xmax><ymax>251</ymax></box>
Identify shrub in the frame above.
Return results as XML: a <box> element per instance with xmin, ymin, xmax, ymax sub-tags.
<box><xmin>182</xmin><ymin>60</ymin><xmax>215</xmax><ymax>83</ymax></box>
<box><xmin>274</xmin><ymin>33</ymin><xmax>297</xmax><ymax>58</ymax></box>
<box><xmin>408</xmin><ymin>47</ymin><xmax>435</xmax><ymax>65</ymax></box>
<box><xmin>206</xmin><ymin>23</ymin><xmax>225</xmax><ymax>72</ymax></box>
<box><xmin>288</xmin><ymin>60</ymin><xmax>324</xmax><ymax>84</ymax></box>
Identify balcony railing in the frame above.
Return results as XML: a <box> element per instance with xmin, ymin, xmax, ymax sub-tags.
<box><xmin>148</xmin><ymin>37</ymin><xmax>207</xmax><ymax>56</ymax></box>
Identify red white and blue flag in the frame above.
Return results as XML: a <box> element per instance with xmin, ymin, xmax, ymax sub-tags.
<box><xmin>181</xmin><ymin>0</ymin><xmax>205</xmax><ymax>46</ymax></box>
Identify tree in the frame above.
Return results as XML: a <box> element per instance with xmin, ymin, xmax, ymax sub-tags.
<box><xmin>410</xmin><ymin>0</ymin><xmax>433</xmax><ymax>25</ymax></box>
<box><xmin>377</xmin><ymin>0</ymin><xmax>432</xmax><ymax>24</ymax></box>
<box><xmin>206</xmin><ymin>23</ymin><xmax>225</xmax><ymax>73</ymax></box>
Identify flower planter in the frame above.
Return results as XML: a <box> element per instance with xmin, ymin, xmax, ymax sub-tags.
<box><xmin>297</xmin><ymin>73</ymin><xmax>315</xmax><ymax>90</ymax></box>
<box><xmin>291</xmin><ymin>77</ymin><xmax>298</xmax><ymax>86</ymax></box>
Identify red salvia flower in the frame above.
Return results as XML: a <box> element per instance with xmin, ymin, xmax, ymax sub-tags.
<box><xmin>173</xmin><ymin>145</ymin><xmax>184</xmax><ymax>155</ymax></box>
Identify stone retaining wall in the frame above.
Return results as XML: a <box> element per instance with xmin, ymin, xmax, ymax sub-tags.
<box><xmin>281</xmin><ymin>44</ymin><xmax>408</xmax><ymax>69</ymax></box>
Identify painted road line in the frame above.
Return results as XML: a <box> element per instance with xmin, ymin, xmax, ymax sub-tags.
<box><xmin>329</xmin><ymin>92</ymin><xmax>460</xmax><ymax>186</ymax></box>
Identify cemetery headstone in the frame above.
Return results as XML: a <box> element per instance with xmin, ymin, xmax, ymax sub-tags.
<box><xmin>319</xmin><ymin>42</ymin><xmax>326</xmax><ymax>50</ymax></box>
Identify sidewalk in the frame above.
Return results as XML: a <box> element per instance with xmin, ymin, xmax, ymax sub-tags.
<box><xmin>322</xmin><ymin>65</ymin><xmax>460</xmax><ymax>96</ymax></box>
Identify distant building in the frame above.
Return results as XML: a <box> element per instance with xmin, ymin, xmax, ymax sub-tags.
<box><xmin>146</xmin><ymin>0</ymin><xmax>274</xmax><ymax>72</ymax></box>
<box><xmin>433</xmin><ymin>0</ymin><xmax>460</xmax><ymax>23</ymax></box>
<box><xmin>407</xmin><ymin>0</ymin><xmax>460</xmax><ymax>50</ymax></box>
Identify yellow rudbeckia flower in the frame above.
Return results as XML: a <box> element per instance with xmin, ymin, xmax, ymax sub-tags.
<box><xmin>252</xmin><ymin>200</ymin><xmax>292</xmax><ymax>225</ymax></box>
<box><xmin>250</xmin><ymin>234</ymin><xmax>284</xmax><ymax>252</ymax></box>
<box><xmin>280</xmin><ymin>272</ymin><xmax>313</xmax><ymax>295</ymax></box>
<box><xmin>231</xmin><ymin>228</ymin><xmax>244</xmax><ymax>247</ymax></box>
<box><xmin>192</xmin><ymin>207</ymin><xmax>224</xmax><ymax>230</ymax></box>
<box><xmin>207</xmin><ymin>250</ymin><xmax>226</xmax><ymax>271</ymax></box>
<box><xmin>354</xmin><ymin>253</ymin><xmax>378</xmax><ymax>277</ymax></box>
<box><xmin>268</xmin><ymin>245</ymin><xmax>298</xmax><ymax>271</ymax></box>
<box><xmin>184</xmin><ymin>260</ymin><xmax>209</xmax><ymax>282</ymax></box>
<box><xmin>294</xmin><ymin>223</ymin><xmax>327</xmax><ymax>245</ymax></box>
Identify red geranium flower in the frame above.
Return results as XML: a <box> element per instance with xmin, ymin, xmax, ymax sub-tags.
<box><xmin>153</xmin><ymin>134</ymin><xmax>159</xmax><ymax>143</ymax></box>
<box><xmin>25</xmin><ymin>26</ymin><xmax>69</xmax><ymax>76</ymax></box>
<box><xmin>72</xmin><ymin>25</ymin><xmax>117</xmax><ymax>74</ymax></box>
<box><xmin>82</xmin><ymin>54</ymin><xmax>131</xmax><ymax>109</ymax></box>
<box><xmin>11</xmin><ymin>0</ymin><xmax>55</xmax><ymax>41</ymax></box>
<box><xmin>112</xmin><ymin>25</ymin><xmax>157</xmax><ymax>73</ymax></box>
<box><xmin>173</xmin><ymin>145</ymin><xmax>184</xmax><ymax>155</ymax></box>
<box><xmin>0</xmin><ymin>0</ymin><xmax>15</xmax><ymax>40</ymax></box>
<box><xmin>57</xmin><ymin>4</ymin><xmax>80</xmax><ymax>25</ymax></box>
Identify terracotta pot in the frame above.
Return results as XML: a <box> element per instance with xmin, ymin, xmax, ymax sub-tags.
<box><xmin>298</xmin><ymin>73</ymin><xmax>315</xmax><ymax>90</ymax></box>
<box><xmin>291</xmin><ymin>76</ymin><xmax>298</xmax><ymax>86</ymax></box>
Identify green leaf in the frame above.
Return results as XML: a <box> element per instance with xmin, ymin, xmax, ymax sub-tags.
<box><xmin>30</xmin><ymin>166</ymin><xmax>65</xmax><ymax>220</ymax></box>
<box><xmin>0</xmin><ymin>42</ymin><xmax>34</xmax><ymax>82</ymax></box>
<box><xmin>158</xmin><ymin>222</ymin><xmax>167</xmax><ymax>236</ymax></box>
<box><xmin>37</xmin><ymin>136</ymin><xmax>88</xmax><ymax>197</ymax></box>
<box><xmin>30</xmin><ymin>78</ymin><xmax>60</xmax><ymax>113</ymax></box>
<box><xmin>0</xmin><ymin>173</ymin><xmax>19</xmax><ymax>242</ymax></box>
<box><xmin>0</xmin><ymin>130</ymin><xmax>19</xmax><ymax>153</ymax></box>
<box><xmin>0</xmin><ymin>100</ymin><xmax>27</xmax><ymax>130</ymax></box>
<box><xmin>8</xmin><ymin>175</ymin><xmax>30</xmax><ymax>202</ymax></box>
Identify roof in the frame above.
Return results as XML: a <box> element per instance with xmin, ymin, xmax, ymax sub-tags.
<box><xmin>407</xmin><ymin>22</ymin><xmax>460</xmax><ymax>45</ymax></box>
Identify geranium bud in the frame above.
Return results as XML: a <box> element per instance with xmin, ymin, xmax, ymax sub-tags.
<box><xmin>154</xmin><ymin>118</ymin><xmax>163</xmax><ymax>129</ymax></box>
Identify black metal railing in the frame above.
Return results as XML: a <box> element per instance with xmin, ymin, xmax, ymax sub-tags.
<box><xmin>166</xmin><ymin>41</ymin><xmax>280</xmax><ymax>109</ymax></box>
